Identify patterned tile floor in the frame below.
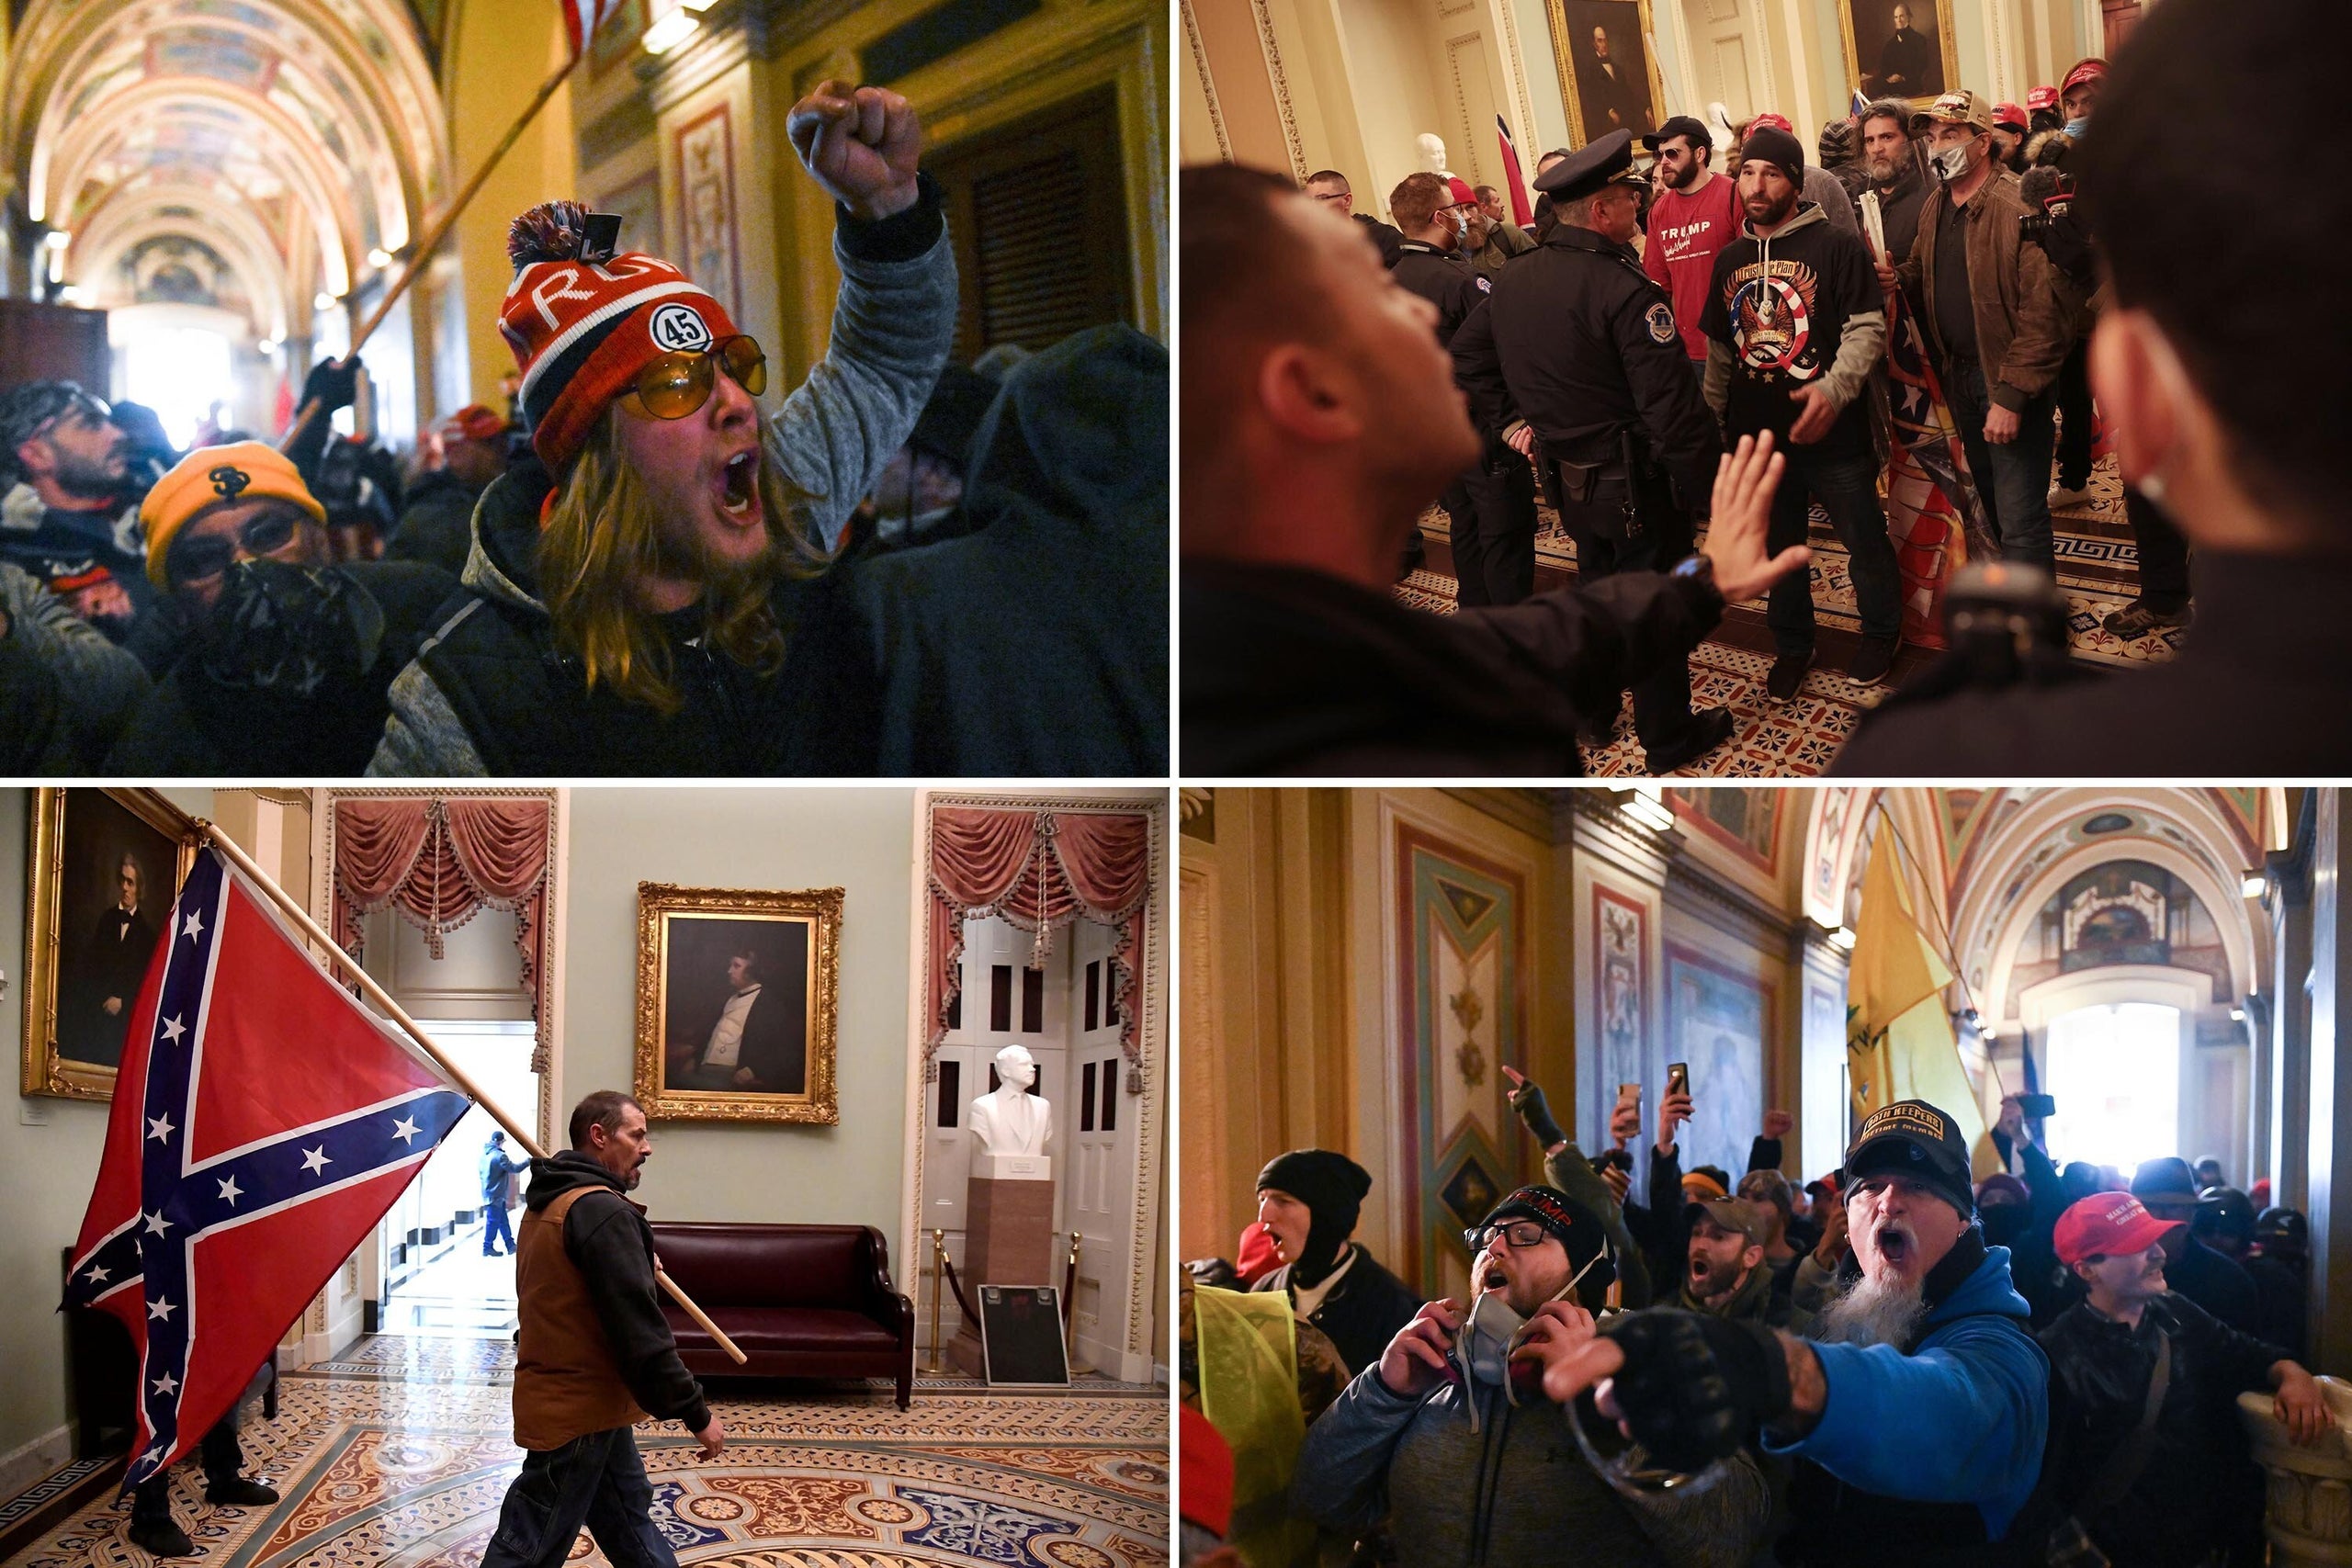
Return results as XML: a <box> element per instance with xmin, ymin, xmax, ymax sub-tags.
<box><xmin>5</xmin><ymin>1339</ymin><xmax>1167</xmax><ymax>1568</ymax></box>
<box><xmin>1404</xmin><ymin>453</ymin><xmax>2182</xmax><ymax>776</ymax></box>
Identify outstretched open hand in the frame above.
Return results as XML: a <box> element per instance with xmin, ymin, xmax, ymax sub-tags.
<box><xmin>786</xmin><ymin>81</ymin><xmax>922</xmax><ymax>220</ymax></box>
<box><xmin>1702</xmin><ymin>432</ymin><xmax>1808</xmax><ymax>603</ymax></box>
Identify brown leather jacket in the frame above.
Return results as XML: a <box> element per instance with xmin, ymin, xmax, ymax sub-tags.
<box><xmin>1894</xmin><ymin>168</ymin><xmax>2077</xmax><ymax>410</ymax></box>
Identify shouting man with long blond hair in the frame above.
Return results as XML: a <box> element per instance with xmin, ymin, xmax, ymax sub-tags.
<box><xmin>368</xmin><ymin>80</ymin><xmax>956</xmax><ymax>774</ymax></box>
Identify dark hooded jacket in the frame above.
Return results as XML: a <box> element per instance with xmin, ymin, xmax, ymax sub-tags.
<box><xmin>1249</xmin><ymin>1246</ymin><xmax>1422</xmax><ymax>1378</ymax></box>
<box><xmin>776</xmin><ymin>325</ymin><xmax>1168</xmax><ymax>774</ymax></box>
<box><xmin>368</xmin><ymin>201</ymin><xmax>959</xmax><ymax>775</ymax></box>
<box><xmin>522</xmin><ymin>1151</ymin><xmax>709</xmax><ymax>1433</ymax></box>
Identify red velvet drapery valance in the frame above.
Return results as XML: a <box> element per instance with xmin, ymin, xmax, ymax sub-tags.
<box><xmin>927</xmin><ymin>806</ymin><xmax>1151</xmax><ymax>1082</ymax></box>
<box><xmin>331</xmin><ymin>796</ymin><xmax>555</xmax><ymax>1071</ymax></box>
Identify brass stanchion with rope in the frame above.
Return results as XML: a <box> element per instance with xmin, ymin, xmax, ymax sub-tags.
<box><xmin>194</xmin><ymin>820</ymin><xmax>746</xmax><ymax>1365</ymax></box>
<box><xmin>924</xmin><ymin>1228</ymin><xmax>952</xmax><ymax>1374</ymax></box>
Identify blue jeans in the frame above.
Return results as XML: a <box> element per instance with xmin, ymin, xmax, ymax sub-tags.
<box><xmin>1765</xmin><ymin>447</ymin><xmax>1903</xmax><ymax>658</ymax></box>
<box><xmin>481</xmin><ymin>1427</ymin><xmax>678</xmax><ymax>1568</ymax></box>
<box><xmin>1943</xmin><ymin>359</ymin><xmax>2057</xmax><ymax>573</ymax></box>
<box><xmin>484</xmin><ymin>1201</ymin><xmax>515</xmax><ymax>1254</ymax></box>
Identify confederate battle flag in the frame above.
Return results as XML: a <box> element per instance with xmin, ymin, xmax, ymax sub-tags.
<box><xmin>60</xmin><ymin>846</ymin><xmax>471</xmax><ymax>1494</ymax></box>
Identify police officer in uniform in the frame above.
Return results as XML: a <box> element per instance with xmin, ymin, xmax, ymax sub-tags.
<box><xmin>1387</xmin><ymin>174</ymin><xmax>1540</xmax><ymax>608</ymax></box>
<box><xmin>1454</xmin><ymin>130</ymin><xmax>1734</xmax><ymax>772</ymax></box>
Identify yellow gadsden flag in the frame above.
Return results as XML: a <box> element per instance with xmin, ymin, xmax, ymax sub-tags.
<box><xmin>1847</xmin><ymin>819</ymin><xmax>1998</xmax><ymax>1179</ymax></box>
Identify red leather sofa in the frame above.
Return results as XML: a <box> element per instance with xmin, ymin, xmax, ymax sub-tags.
<box><xmin>650</xmin><ymin>1222</ymin><xmax>916</xmax><ymax>1408</ymax></box>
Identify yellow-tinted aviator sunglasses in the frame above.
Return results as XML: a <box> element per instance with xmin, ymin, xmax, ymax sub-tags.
<box><xmin>630</xmin><ymin>334</ymin><xmax>767</xmax><ymax>420</ymax></box>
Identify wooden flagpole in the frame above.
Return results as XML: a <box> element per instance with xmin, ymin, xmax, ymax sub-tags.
<box><xmin>193</xmin><ymin>819</ymin><xmax>748</xmax><ymax>1366</ymax></box>
<box><xmin>279</xmin><ymin>51</ymin><xmax>580</xmax><ymax>455</ymax></box>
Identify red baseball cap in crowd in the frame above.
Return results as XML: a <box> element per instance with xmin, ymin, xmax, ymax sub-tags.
<box><xmin>2027</xmin><ymin>85</ymin><xmax>2059</xmax><ymax>113</ymax></box>
<box><xmin>1995</xmin><ymin>102</ymin><xmax>2028</xmax><ymax>132</ymax></box>
<box><xmin>2054</xmin><ymin>1192</ymin><xmax>2182</xmax><ymax>1267</ymax></box>
<box><xmin>1180</xmin><ymin>1406</ymin><xmax>1235</xmax><ymax>1540</ymax></box>
<box><xmin>2061</xmin><ymin>58</ymin><xmax>2109</xmax><ymax>95</ymax></box>
<box><xmin>1446</xmin><ymin>175</ymin><xmax>1478</xmax><ymax>209</ymax></box>
<box><xmin>440</xmin><ymin>403</ymin><xmax>509</xmax><ymax>444</ymax></box>
<box><xmin>1748</xmin><ymin>111</ymin><xmax>1795</xmax><ymax>134</ymax></box>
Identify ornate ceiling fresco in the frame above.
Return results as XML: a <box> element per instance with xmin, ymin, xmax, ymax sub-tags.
<box><xmin>5</xmin><ymin>0</ymin><xmax>449</xmax><ymax>342</ymax></box>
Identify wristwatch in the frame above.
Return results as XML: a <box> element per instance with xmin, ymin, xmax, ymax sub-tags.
<box><xmin>1669</xmin><ymin>553</ymin><xmax>1714</xmax><ymax>588</ymax></box>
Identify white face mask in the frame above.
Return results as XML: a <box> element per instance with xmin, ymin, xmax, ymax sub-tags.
<box><xmin>1931</xmin><ymin>141</ymin><xmax>1976</xmax><ymax>182</ymax></box>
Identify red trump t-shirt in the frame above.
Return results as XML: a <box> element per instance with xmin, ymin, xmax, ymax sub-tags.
<box><xmin>1643</xmin><ymin>173</ymin><xmax>1744</xmax><ymax>359</ymax></box>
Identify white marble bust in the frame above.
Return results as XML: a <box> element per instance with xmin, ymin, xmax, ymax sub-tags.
<box><xmin>969</xmin><ymin>1044</ymin><xmax>1053</xmax><ymax>1156</ymax></box>
<box><xmin>1416</xmin><ymin>132</ymin><xmax>1449</xmax><ymax>175</ymax></box>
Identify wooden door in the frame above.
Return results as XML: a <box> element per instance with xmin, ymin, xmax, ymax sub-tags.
<box><xmin>922</xmin><ymin>86</ymin><xmax>1135</xmax><ymax>359</ymax></box>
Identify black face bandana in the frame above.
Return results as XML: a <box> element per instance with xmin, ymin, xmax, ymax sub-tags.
<box><xmin>198</xmin><ymin>559</ymin><xmax>384</xmax><ymax>695</ymax></box>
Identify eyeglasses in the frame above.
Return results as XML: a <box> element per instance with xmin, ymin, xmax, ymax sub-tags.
<box><xmin>628</xmin><ymin>335</ymin><xmax>766</xmax><ymax>421</ymax></box>
<box><xmin>1464</xmin><ymin>1219</ymin><xmax>1550</xmax><ymax>1254</ymax></box>
<box><xmin>170</xmin><ymin>507</ymin><xmax>302</xmax><ymax>583</ymax></box>
<box><xmin>33</xmin><ymin>391</ymin><xmax>112</xmax><ymax>442</ymax></box>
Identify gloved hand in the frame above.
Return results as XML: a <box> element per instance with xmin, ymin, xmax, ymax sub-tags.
<box><xmin>1507</xmin><ymin>1079</ymin><xmax>1567</xmax><ymax>1150</ymax></box>
<box><xmin>1599</xmin><ymin>1309</ymin><xmax>1790</xmax><ymax>1472</ymax></box>
<box><xmin>301</xmin><ymin>357</ymin><xmax>361</xmax><ymax>415</ymax></box>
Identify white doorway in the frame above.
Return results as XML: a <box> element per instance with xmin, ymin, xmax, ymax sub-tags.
<box><xmin>354</xmin><ymin>906</ymin><xmax>543</xmax><ymax>1341</ymax></box>
<box><xmin>1679</xmin><ymin>0</ymin><xmax>1767</xmax><ymax>130</ymax></box>
<box><xmin>2043</xmin><ymin>1001</ymin><xmax>2181</xmax><ymax>1171</ymax></box>
<box><xmin>918</xmin><ymin>914</ymin><xmax>1146</xmax><ymax>1378</ymax></box>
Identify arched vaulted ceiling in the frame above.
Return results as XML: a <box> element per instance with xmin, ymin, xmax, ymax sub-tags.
<box><xmin>1798</xmin><ymin>787</ymin><xmax>2286</xmax><ymax>1023</ymax></box>
<box><xmin>4</xmin><ymin>0</ymin><xmax>449</xmax><ymax>342</ymax></box>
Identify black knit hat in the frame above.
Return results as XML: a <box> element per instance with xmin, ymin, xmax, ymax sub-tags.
<box><xmin>1258</xmin><ymin>1149</ymin><xmax>1372</xmax><ymax>1285</ymax></box>
<box><xmin>0</xmin><ymin>380</ymin><xmax>106</xmax><ymax>480</ymax></box>
<box><xmin>1737</xmin><ymin>124</ymin><xmax>1807</xmax><ymax>190</ymax></box>
<box><xmin>1476</xmin><ymin>1184</ymin><xmax>1612</xmax><ymax>1300</ymax></box>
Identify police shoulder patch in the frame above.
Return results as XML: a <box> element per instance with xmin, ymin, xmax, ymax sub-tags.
<box><xmin>1645</xmin><ymin>302</ymin><xmax>1677</xmax><ymax>344</ymax></box>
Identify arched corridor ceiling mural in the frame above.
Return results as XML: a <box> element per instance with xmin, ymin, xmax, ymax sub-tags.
<box><xmin>5</xmin><ymin>0</ymin><xmax>450</xmax><ymax>340</ymax></box>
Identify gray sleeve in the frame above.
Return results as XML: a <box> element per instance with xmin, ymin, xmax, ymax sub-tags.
<box><xmin>767</xmin><ymin>231</ymin><xmax>959</xmax><ymax>553</ymax></box>
<box><xmin>1810</xmin><ymin>171</ymin><xmax>1861</xmax><ymax>234</ymax></box>
<box><xmin>1703</xmin><ymin>338</ymin><xmax>1735</xmax><ymax>419</ymax></box>
<box><xmin>368</xmin><ymin>661</ymin><xmax>488</xmax><ymax>777</ymax></box>
<box><xmin>1821</xmin><ymin>308</ymin><xmax>1885</xmax><ymax>411</ymax></box>
<box><xmin>1792</xmin><ymin>1251</ymin><xmax>1844</xmax><ymax>1316</ymax></box>
<box><xmin>1</xmin><ymin>563</ymin><xmax>148</xmax><ymax>756</ymax></box>
<box><xmin>1290</xmin><ymin>1364</ymin><xmax>1429</xmax><ymax>1532</ymax></box>
<box><xmin>1607</xmin><ymin>1445</ymin><xmax>1776</xmax><ymax>1568</ymax></box>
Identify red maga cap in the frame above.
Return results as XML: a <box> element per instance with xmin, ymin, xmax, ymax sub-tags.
<box><xmin>1748</xmin><ymin>111</ymin><xmax>1794</xmax><ymax>134</ymax></box>
<box><xmin>2027</xmin><ymin>85</ymin><xmax>2059</xmax><ymax>112</ymax></box>
<box><xmin>2061</xmin><ymin>58</ymin><xmax>2109</xmax><ymax>95</ymax></box>
<box><xmin>2054</xmin><ymin>1192</ymin><xmax>2181</xmax><ymax>1267</ymax></box>
<box><xmin>1995</xmin><ymin>102</ymin><xmax>2028</xmax><ymax>130</ymax></box>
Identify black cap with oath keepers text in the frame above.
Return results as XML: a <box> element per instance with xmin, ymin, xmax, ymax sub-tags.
<box><xmin>1843</xmin><ymin>1100</ymin><xmax>1976</xmax><ymax>1217</ymax></box>
<box><xmin>1534</xmin><ymin>129</ymin><xmax>1647</xmax><ymax>203</ymax></box>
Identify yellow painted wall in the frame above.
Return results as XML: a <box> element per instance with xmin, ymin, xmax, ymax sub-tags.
<box><xmin>443</xmin><ymin>0</ymin><xmax>581</xmax><ymax>412</ymax></box>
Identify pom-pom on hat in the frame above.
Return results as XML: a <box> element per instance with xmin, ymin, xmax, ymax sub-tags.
<box><xmin>499</xmin><ymin>199</ymin><xmax>741</xmax><ymax>473</ymax></box>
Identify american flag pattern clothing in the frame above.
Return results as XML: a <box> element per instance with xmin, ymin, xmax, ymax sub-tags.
<box><xmin>559</xmin><ymin>0</ymin><xmax>624</xmax><ymax>60</ymax></box>
<box><xmin>1881</xmin><ymin>283</ymin><xmax>1999</xmax><ymax>647</ymax></box>
<box><xmin>61</xmin><ymin>847</ymin><xmax>471</xmax><ymax>1494</ymax></box>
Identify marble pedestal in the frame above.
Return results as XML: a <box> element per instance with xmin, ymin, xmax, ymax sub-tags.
<box><xmin>949</xmin><ymin>1156</ymin><xmax>1055</xmax><ymax>1378</ymax></box>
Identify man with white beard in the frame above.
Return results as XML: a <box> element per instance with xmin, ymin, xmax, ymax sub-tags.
<box><xmin>1527</xmin><ymin>1100</ymin><xmax>2049</xmax><ymax>1568</ymax></box>
<box><xmin>1294</xmin><ymin>1186</ymin><xmax>1770</xmax><ymax>1568</ymax></box>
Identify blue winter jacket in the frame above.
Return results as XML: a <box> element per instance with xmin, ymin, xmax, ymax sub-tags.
<box><xmin>1762</xmin><ymin>1244</ymin><xmax>2050</xmax><ymax>1540</ymax></box>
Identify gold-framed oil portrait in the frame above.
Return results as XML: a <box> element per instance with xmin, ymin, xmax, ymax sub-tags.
<box><xmin>633</xmin><ymin>882</ymin><xmax>842</xmax><ymax>1124</ymax></box>
<box><xmin>1547</xmin><ymin>0</ymin><xmax>1667</xmax><ymax>148</ymax></box>
<box><xmin>21</xmin><ymin>787</ymin><xmax>199</xmax><ymax>1100</ymax></box>
<box><xmin>1839</xmin><ymin>0</ymin><xmax>1961</xmax><ymax>107</ymax></box>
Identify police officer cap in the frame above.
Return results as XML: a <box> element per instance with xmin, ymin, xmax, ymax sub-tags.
<box><xmin>1533</xmin><ymin>130</ymin><xmax>1643</xmax><ymax>202</ymax></box>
